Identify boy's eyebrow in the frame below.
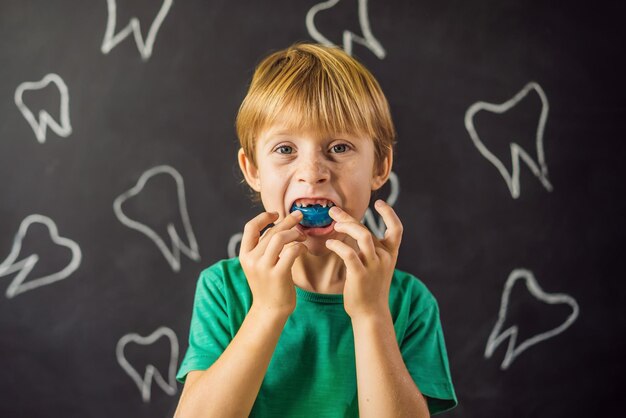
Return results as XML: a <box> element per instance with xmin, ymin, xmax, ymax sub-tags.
<box><xmin>266</xmin><ymin>130</ymin><xmax>296</xmax><ymax>138</ymax></box>
<box><xmin>261</xmin><ymin>131</ymin><xmax>363</xmax><ymax>146</ymax></box>
<box><xmin>258</xmin><ymin>130</ymin><xmax>297</xmax><ymax>148</ymax></box>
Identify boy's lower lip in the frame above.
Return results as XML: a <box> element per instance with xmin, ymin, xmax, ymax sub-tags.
<box><xmin>296</xmin><ymin>221</ymin><xmax>336</xmax><ymax>236</ymax></box>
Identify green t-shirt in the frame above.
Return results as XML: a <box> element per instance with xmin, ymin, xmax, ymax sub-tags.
<box><xmin>177</xmin><ymin>258</ymin><xmax>457</xmax><ymax>416</ymax></box>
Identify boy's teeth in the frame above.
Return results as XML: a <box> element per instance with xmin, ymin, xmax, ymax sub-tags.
<box><xmin>293</xmin><ymin>199</ymin><xmax>335</xmax><ymax>208</ymax></box>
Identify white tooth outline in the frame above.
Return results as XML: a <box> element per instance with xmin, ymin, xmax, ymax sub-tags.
<box><xmin>227</xmin><ymin>232</ymin><xmax>243</xmax><ymax>259</ymax></box>
<box><xmin>306</xmin><ymin>0</ymin><xmax>386</xmax><ymax>59</ymax></box>
<box><xmin>363</xmin><ymin>171</ymin><xmax>399</xmax><ymax>238</ymax></box>
<box><xmin>0</xmin><ymin>214</ymin><xmax>82</xmax><ymax>298</ymax></box>
<box><xmin>484</xmin><ymin>268</ymin><xmax>579</xmax><ymax>370</ymax></box>
<box><xmin>14</xmin><ymin>73</ymin><xmax>72</xmax><ymax>143</ymax></box>
<box><xmin>116</xmin><ymin>326</ymin><xmax>179</xmax><ymax>403</ymax></box>
<box><xmin>101</xmin><ymin>0</ymin><xmax>173</xmax><ymax>61</ymax></box>
<box><xmin>464</xmin><ymin>81</ymin><xmax>553</xmax><ymax>199</ymax></box>
<box><xmin>113</xmin><ymin>165</ymin><xmax>200</xmax><ymax>272</ymax></box>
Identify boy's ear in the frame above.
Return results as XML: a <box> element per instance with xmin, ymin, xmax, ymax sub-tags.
<box><xmin>238</xmin><ymin>148</ymin><xmax>261</xmax><ymax>192</ymax></box>
<box><xmin>371</xmin><ymin>148</ymin><xmax>393</xmax><ymax>191</ymax></box>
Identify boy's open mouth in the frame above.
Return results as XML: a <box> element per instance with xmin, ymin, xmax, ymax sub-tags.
<box><xmin>289</xmin><ymin>198</ymin><xmax>336</xmax><ymax>229</ymax></box>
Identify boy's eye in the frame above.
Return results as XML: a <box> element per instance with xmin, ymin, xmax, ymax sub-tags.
<box><xmin>275</xmin><ymin>145</ymin><xmax>294</xmax><ymax>154</ymax></box>
<box><xmin>330</xmin><ymin>144</ymin><xmax>349</xmax><ymax>153</ymax></box>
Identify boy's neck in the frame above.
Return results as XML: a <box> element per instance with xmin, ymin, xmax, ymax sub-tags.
<box><xmin>291</xmin><ymin>251</ymin><xmax>347</xmax><ymax>295</ymax></box>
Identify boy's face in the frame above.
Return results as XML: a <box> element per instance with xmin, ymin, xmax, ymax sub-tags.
<box><xmin>238</xmin><ymin>121</ymin><xmax>391</xmax><ymax>256</ymax></box>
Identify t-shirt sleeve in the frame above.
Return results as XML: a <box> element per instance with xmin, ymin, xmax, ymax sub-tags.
<box><xmin>401</xmin><ymin>298</ymin><xmax>458</xmax><ymax>415</ymax></box>
<box><xmin>176</xmin><ymin>268</ymin><xmax>232</xmax><ymax>384</ymax></box>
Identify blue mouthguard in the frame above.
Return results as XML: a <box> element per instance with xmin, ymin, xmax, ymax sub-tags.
<box><xmin>290</xmin><ymin>203</ymin><xmax>333</xmax><ymax>228</ymax></box>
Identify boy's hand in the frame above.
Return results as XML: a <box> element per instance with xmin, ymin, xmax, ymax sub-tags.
<box><xmin>326</xmin><ymin>200</ymin><xmax>403</xmax><ymax>320</ymax></box>
<box><xmin>239</xmin><ymin>210</ymin><xmax>307</xmax><ymax>318</ymax></box>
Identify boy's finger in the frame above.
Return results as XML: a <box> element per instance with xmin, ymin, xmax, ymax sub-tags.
<box><xmin>325</xmin><ymin>239</ymin><xmax>366</xmax><ymax>273</ymax></box>
<box><xmin>260</xmin><ymin>222</ymin><xmax>275</xmax><ymax>238</ymax></box>
<box><xmin>264</xmin><ymin>229</ymin><xmax>306</xmax><ymax>264</ymax></box>
<box><xmin>328</xmin><ymin>206</ymin><xmax>358</xmax><ymax>223</ymax></box>
<box><xmin>240</xmin><ymin>211</ymin><xmax>280</xmax><ymax>254</ymax></box>
<box><xmin>256</xmin><ymin>210</ymin><xmax>303</xmax><ymax>252</ymax></box>
<box><xmin>275</xmin><ymin>209</ymin><xmax>303</xmax><ymax>229</ymax></box>
<box><xmin>276</xmin><ymin>242</ymin><xmax>307</xmax><ymax>272</ymax></box>
<box><xmin>374</xmin><ymin>200</ymin><xmax>403</xmax><ymax>251</ymax></box>
<box><xmin>332</xmin><ymin>221</ymin><xmax>376</xmax><ymax>261</ymax></box>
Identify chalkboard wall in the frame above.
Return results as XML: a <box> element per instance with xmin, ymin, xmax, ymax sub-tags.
<box><xmin>1</xmin><ymin>1</ymin><xmax>624</xmax><ymax>417</ymax></box>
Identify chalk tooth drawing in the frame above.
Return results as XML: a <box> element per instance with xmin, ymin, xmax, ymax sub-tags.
<box><xmin>227</xmin><ymin>232</ymin><xmax>243</xmax><ymax>259</ymax></box>
<box><xmin>226</xmin><ymin>171</ymin><xmax>398</xmax><ymax>256</ymax></box>
<box><xmin>101</xmin><ymin>0</ymin><xmax>173</xmax><ymax>61</ymax></box>
<box><xmin>484</xmin><ymin>268</ymin><xmax>580</xmax><ymax>370</ymax></box>
<box><xmin>113</xmin><ymin>165</ymin><xmax>200</xmax><ymax>272</ymax></box>
<box><xmin>14</xmin><ymin>73</ymin><xmax>72</xmax><ymax>143</ymax></box>
<box><xmin>464</xmin><ymin>82</ymin><xmax>553</xmax><ymax>199</ymax></box>
<box><xmin>363</xmin><ymin>171</ymin><xmax>399</xmax><ymax>238</ymax></box>
<box><xmin>116</xmin><ymin>326</ymin><xmax>179</xmax><ymax>403</ymax></box>
<box><xmin>0</xmin><ymin>214</ymin><xmax>82</xmax><ymax>298</ymax></box>
<box><xmin>306</xmin><ymin>0</ymin><xmax>386</xmax><ymax>59</ymax></box>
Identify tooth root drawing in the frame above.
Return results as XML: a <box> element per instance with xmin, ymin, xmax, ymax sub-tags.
<box><xmin>113</xmin><ymin>165</ymin><xmax>200</xmax><ymax>272</ymax></box>
<box><xmin>306</xmin><ymin>0</ymin><xmax>386</xmax><ymax>59</ymax></box>
<box><xmin>0</xmin><ymin>214</ymin><xmax>82</xmax><ymax>298</ymax></box>
<box><xmin>101</xmin><ymin>0</ymin><xmax>173</xmax><ymax>61</ymax></box>
<box><xmin>227</xmin><ymin>232</ymin><xmax>243</xmax><ymax>259</ymax></box>
<box><xmin>464</xmin><ymin>81</ymin><xmax>553</xmax><ymax>199</ymax></box>
<box><xmin>363</xmin><ymin>171</ymin><xmax>399</xmax><ymax>238</ymax></box>
<box><xmin>14</xmin><ymin>73</ymin><xmax>72</xmax><ymax>143</ymax></box>
<box><xmin>116</xmin><ymin>326</ymin><xmax>179</xmax><ymax>403</ymax></box>
<box><xmin>484</xmin><ymin>268</ymin><xmax>580</xmax><ymax>370</ymax></box>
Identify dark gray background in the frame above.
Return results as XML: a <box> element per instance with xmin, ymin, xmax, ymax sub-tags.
<box><xmin>0</xmin><ymin>1</ymin><xmax>624</xmax><ymax>417</ymax></box>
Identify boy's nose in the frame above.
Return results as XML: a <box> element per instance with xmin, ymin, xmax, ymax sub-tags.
<box><xmin>297</xmin><ymin>159</ymin><xmax>330</xmax><ymax>185</ymax></box>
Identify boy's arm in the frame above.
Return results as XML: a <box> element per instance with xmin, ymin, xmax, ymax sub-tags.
<box><xmin>352</xmin><ymin>311</ymin><xmax>430</xmax><ymax>418</ymax></box>
<box><xmin>174</xmin><ymin>306</ymin><xmax>290</xmax><ymax>418</ymax></box>
<box><xmin>175</xmin><ymin>210</ymin><xmax>306</xmax><ymax>418</ymax></box>
<box><xmin>327</xmin><ymin>201</ymin><xmax>430</xmax><ymax>417</ymax></box>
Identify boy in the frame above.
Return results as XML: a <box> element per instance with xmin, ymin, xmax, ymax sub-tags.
<box><xmin>174</xmin><ymin>43</ymin><xmax>457</xmax><ymax>417</ymax></box>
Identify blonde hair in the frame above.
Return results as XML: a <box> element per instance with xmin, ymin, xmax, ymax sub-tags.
<box><xmin>236</xmin><ymin>43</ymin><xmax>396</xmax><ymax>168</ymax></box>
